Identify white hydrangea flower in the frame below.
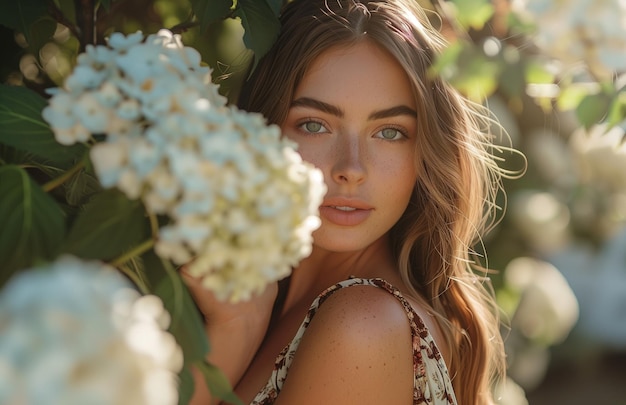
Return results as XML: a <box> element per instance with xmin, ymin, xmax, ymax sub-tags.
<box><xmin>43</xmin><ymin>30</ymin><xmax>326</xmax><ymax>303</ymax></box>
<box><xmin>0</xmin><ymin>256</ymin><xmax>183</xmax><ymax>405</ymax></box>
<box><xmin>107</xmin><ymin>31</ymin><xmax>144</xmax><ymax>51</ymax></box>
<box><xmin>152</xmin><ymin>108</ymin><xmax>326</xmax><ymax>302</ymax></box>
<box><xmin>549</xmin><ymin>228</ymin><xmax>626</xmax><ymax>349</ymax></box>
<box><xmin>42</xmin><ymin>29</ymin><xmax>224</xmax><ymax>145</ymax></box>
<box><xmin>569</xmin><ymin>122</ymin><xmax>626</xmax><ymax>192</ymax></box>
<box><xmin>509</xmin><ymin>190</ymin><xmax>571</xmax><ymax>254</ymax></box>
<box><xmin>505</xmin><ymin>257</ymin><xmax>579</xmax><ymax>344</ymax></box>
<box><xmin>512</xmin><ymin>0</ymin><xmax>626</xmax><ymax>79</ymax></box>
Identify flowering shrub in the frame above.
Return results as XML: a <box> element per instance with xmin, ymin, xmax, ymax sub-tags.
<box><xmin>570</xmin><ymin>123</ymin><xmax>626</xmax><ymax>192</ymax></box>
<box><xmin>0</xmin><ymin>256</ymin><xmax>182</xmax><ymax>405</ymax></box>
<box><xmin>0</xmin><ymin>27</ymin><xmax>324</xmax><ymax>404</ymax></box>
<box><xmin>42</xmin><ymin>30</ymin><xmax>325</xmax><ymax>303</ymax></box>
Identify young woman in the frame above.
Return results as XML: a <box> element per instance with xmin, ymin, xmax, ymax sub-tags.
<box><xmin>187</xmin><ymin>0</ymin><xmax>516</xmax><ymax>403</ymax></box>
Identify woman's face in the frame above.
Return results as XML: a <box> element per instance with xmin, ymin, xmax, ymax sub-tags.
<box><xmin>281</xmin><ymin>40</ymin><xmax>419</xmax><ymax>252</ymax></box>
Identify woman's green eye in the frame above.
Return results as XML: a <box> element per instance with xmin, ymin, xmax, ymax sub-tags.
<box><xmin>380</xmin><ymin>128</ymin><xmax>401</xmax><ymax>140</ymax></box>
<box><xmin>303</xmin><ymin>121</ymin><xmax>324</xmax><ymax>133</ymax></box>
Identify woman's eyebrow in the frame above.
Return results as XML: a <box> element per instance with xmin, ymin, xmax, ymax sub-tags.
<box><xmin>368</xmin><ymin>105</ymin><xmax>417</xmax><ymax>120</ymax></box>
<box><xmin>291</xmin><ymin>97</ymin><xmax>417</xmax><ymax>120</ymax></box>
<box><xmin>291</xmin><ymin>97</ymin><xmax>344</xmax><ymax>117</ymax></box>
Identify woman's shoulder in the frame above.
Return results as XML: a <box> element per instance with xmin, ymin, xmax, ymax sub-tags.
<box><xmin>274</xmin><ymin>280</ymin><xmax>416</xmax><ymax>403</ymax></box>
<box><xmin>315</xmin><ymin>278</ymin><xmax>419</xmax><ymax>335</ymax></box>
<box><xmin>320</xmin><ymin>277</ymin><xmax>450</xmax><ymax>362</ymax></box>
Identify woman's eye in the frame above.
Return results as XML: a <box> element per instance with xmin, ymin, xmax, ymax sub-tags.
<box><xmin>377</xmin><ymin>128</ymin><xmax>404</xmax><ymax>140</ymax></box>
<box><xmin>300</xmin><ymin>121</ymin><xmax>327</xmax><ymax>133</ymax></box>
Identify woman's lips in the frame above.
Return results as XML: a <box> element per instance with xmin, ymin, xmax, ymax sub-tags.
<box><xmin>319</xmin><ymin>198</ymin><xmax>373</xmax><ymax>226</ymax></box>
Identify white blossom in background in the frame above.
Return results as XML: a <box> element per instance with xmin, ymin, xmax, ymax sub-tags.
<box><xmin>549</xmin><ymin>228</ymin><xmax>626</xmax><ymax>349</ymax></box>
<box><xmin>512</xmin><ymin>0</ymin><xmax>626</xmax><ymax>79</ymax></box>
<box><xmin>509</xmin><ymin>190</ymin><xmax>571</xmax><ymax>254</ymax></box>
<box><xmin>523</xmin><ymin>129</ymin><xmax>577</xmax><ymax>190</ymax></box>
<box><xmin>569</xmin><ymin>122</ymin><xmax>626</xmax><ymax>192</ymax></box>
<box><xmin>42</xmin><ymin>30</ymin><xmax>326</xmax><ymax>303</ymax></box>
<box><xmin>0</xmin><ymin>256</ymin><xmax>183</xmax><ymax>405</ymax></box>
<box><xmin>568</xmin><ymin>122</ymin><xmax>626</xmax><ymax>236</ymax></box>
<box><xmin>493</xmin><ymin>377</ymin><xmax>529</xmax><ymax>405</ymax></box>
<box><xmin>505</xmin><ymin>257</ymin><xmax>579</xmax><ymax>344</ymax></box>
<box><xmin>503</xmin><ymin>257</ymin><xmax>579</xmax><ymax>390</ymax></box>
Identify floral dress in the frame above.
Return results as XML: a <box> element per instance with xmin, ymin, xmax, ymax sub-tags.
<box><xmin>251</xmin><ymin>278</ymin><xmax>458</xmax><ymax>404</ymax></box>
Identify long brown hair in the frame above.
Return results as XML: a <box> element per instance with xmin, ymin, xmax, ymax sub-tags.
<box><xmin>238</xmin><ymin>1</ymin><xmax>515</xmax><ymax>403</ymax></box>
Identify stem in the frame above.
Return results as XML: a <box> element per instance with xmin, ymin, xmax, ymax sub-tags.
<box><xmin>75</xmin><ymin>0</ymin><xmax>96</xmax><ymax>51</ymax></box>
<box><xmin>42</xmin><ymin>159</ymin><xmax>85</xmax><ymax>192</ymax></box>
<box><xmin>148</xmin><ymin>212</ymin><xmax>159</xmax><ymax>239</ymax></box>
<box><xmin>111</xmin><ymin>238</ymin><xmax>155</xmax><ymax>267</ymax></box>
<box><xmin>117</xmin><ymin>264</ymin><xmax>150</xmax><ymax>294</ymax></box>
<box><xmin>169</xmin><ymin>19</ymin><xmax>199</xmax><ymax>34</ymax></box>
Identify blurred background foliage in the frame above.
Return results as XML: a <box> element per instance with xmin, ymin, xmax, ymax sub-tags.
<box><xmin>1</xmin><ymin>0</ymin><xmax>625</xmax><ymax>403</ymax></box>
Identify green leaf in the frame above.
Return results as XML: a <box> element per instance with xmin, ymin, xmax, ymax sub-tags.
<box><xmin>506</xmin><ymin>8</ymin><xmax>535</xmax><ymax>35</ymax></box>
<box><xmin>431</xmin><ymin>41</ymin><xmax>502</xmax><ymax>101</ymax></box>
<box><xmin>0</xmin><ymin>0</ymin><xmax>49</xmax><ymax>44</ymax></box>
<box><xmin>264</xmin><ymin>0</ymin><xmax>283</xmax><ymax>16</ymax></box>
<box><xmin>0</xmin><ymin>84</ymin><xmax>86</xmax><ymax>169</ymax></box>
<box><xmin>62</xmin><ymin>189</ymin><xmax>150</xmax><ymax>260</ymax></box>
<box><xmin>64</xmin><ymin>169</ymin><xmax>102</xmax><ymax>206</ymax></box>
<box><xmin>556</xmin><ymin>83</ymin><xmax>592</xmax><ymax>111</ymax></box>
<box><xmin>443</xmin><ymin>43</ymin><xmax>501</xmax><ymax>101</ymax></box>
<box><xmin>57</xmin><ymin>0</ymin><xmax>77</xmax><ymax>26</ymax></box>
<box><xmin>141</xmin><ymin>253</ymin><xmax>214</xmax><ymax>404</ymax></box>
<box><xmin>177</xmin><ymin>366</ymin><xmax>195</xmax><ymax>405</ymax></box>
<box><xmin>429</xmin><ymin>40</ymin><xmax>463</xmax><ymax>78</ymax></box>
<box><xmin>191</xmin><ymin>0</ymin><xmax>234</xmax><ymax>32</ymax></box>
<box><xmin>25</xmin><ymin>17</ymin><xmax>57</xmax><ymax>55</ymax></box>
<box><xmin>524</xmin><ymin>60</ymin><xmax>555</xmax><ymax>85</ymax></box>
<box><xmin>142</xmin><ymin>252</ymin><xmax>210</xmax><ymax>364</ymax></box>
<box><xmin>234</xmin><ymin>0</ymin><xmax>281</xmax><ymax>70</ymax></box>
<box><xmin>0</xmin><ymin>165</ymin><xmax>65</xmax><ymax>285</ymax></box>
<box><xmin>451</xmin><ymin>0</ymin><xmax>494</xmax><ymax>30</ymax></box>
<box><xmin>196</xmin><ymin>361</ymin><xmax>243</xmax><ymax>405</ymax></box>
<box><xmin>607</xmin><ymin>91</ymin><xmax>626</xmax><ymax>127</ymax></box>
<box><xmin>576</xmin><ymin>93</ymin><xmax>612</xmax><ymax>129</ymax></box>
<box><xmin>0</xmin><ymin>143</ymin><xmax>33</xmax><ymax>166</ymax></box>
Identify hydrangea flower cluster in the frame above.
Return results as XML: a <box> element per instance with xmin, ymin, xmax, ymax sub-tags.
<box><xmin>42</xmin><ymin>30</ymin><xmax>326</xmax><ymax>302</ymax></box>
<box><xmin>0</xmin><ymin>256</ymin><xmax>183</xmax><ymax>405</ymax></box>
<box><xmin>512</xmin><ymin>0</ymin><xmax>626</xmax><ymax>79</ymax></box>
<box><xmin>570</xmin><ymin>123</ymin><xmax>626</xmax><ymax>192</ymax></box>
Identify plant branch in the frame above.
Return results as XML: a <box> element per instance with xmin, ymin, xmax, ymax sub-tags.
<box><xmin>75</xmin><ymin>0</ymin><xmax>96</xmax><ymax>51</ymax></box>
<box><xmin>148</xmin><ymin>212</ymin><xmax>160</xmax><ymax>239</ymax></box>
<box><xmin>116</xmin><ymin>262</ymin><xmax>150</xmax><ymax>294</ymax></box>
<box><xmin>111</xmin><ymin>238</ymin><xmax>156</xmax><ymax>268</ymax></box>
<box><xmin>42</xmin><ymin>159</ymin><xmax>86</xmax><ymax>192</ymax></box>
<box><xmin>169</xmin><ymin>19</ymin><xmax>200</xmax><ymax>34</ymax></box>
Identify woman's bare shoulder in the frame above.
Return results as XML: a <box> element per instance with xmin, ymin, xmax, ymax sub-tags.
<box><xmin>273</xmin><ymin>284</ymin><xmax>415</xmax><ymax>404</ymax></box>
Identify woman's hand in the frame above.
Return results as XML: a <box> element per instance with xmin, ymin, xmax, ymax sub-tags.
<box><xmin>182</xmin><ymin>270</ymin><xmax>278</xmax><ymax>329</ymax></box>
<box><xmin>181</xmin><ymin>268</ymin><xmax>278</xmax><ymax>404</ymax></box>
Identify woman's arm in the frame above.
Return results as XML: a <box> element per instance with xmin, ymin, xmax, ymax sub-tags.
<box><xmin>182</xmin><ymin>272</ymin><xmax>278</xmax><ymax>405</ymax></box>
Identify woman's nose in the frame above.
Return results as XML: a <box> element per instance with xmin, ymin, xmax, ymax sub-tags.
<box><xmin>330</xmin><ymin>134</ymin><xmax>366</xmax><ymax>185</ymax></box>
